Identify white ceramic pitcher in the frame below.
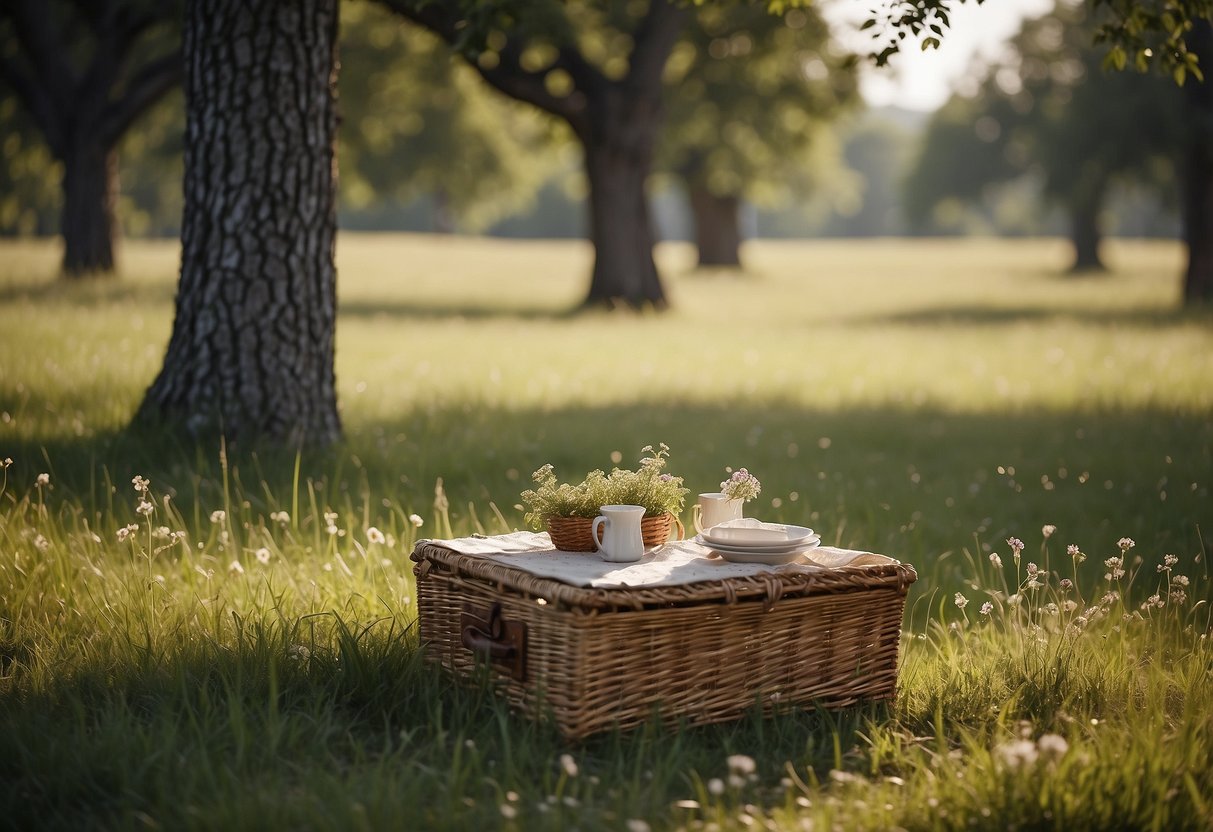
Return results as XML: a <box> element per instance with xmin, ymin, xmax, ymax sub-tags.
<box><xmin>592</xmin><ymin>505</ymin><xmax>646</xmax><ymax>563</ymax></box>
<box><xmin>692</xmin><ymin>492</ymin><xmax>743</xmax><ymax>535</ymax></box>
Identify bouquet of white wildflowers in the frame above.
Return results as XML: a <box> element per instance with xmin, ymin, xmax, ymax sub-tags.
<box><xmin>720</xmin><ymin>468</ymin><xmax>761</xmax><ymax>502</ymax></box>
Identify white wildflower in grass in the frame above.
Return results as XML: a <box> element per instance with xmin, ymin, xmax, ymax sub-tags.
<box><xmin>1067</xmin><ymin>544</ymin><xmax>1086</xmax><ymax>562</ymax></box>
<box><xmin>720</xmin><ymin>468</ymin><xmax>762</xmax><ymax>502</ymax></box>
<box><xmin>1159</xmin><ymin>554</ymin><xmax>1179</xmax><ymax>573</ymax></box>
<box><xmin>136</xmin><ymin>500</ymin><xmax>154</xmax><ymax>516</ymax></box>
<box><xmin>1171</xmin><ymin>589</ymin><xmax>1188</xmax><ymax>604</ymax></box>
<box><xmin>1037</xmin><ymin>734</ymin><xmax>1069</xmax><ymax>758</ymax></box>
<box><xmin>1104</xmin><ymin>556</ymin><xmax>1125</xmax><ymax>581</ymax></box>
<box><xmin>324</xmin><ymin>511</ymin><xmax>339</xmax><ymax>525</ymax></box>
<box><xmin>989</xmin><ymin>552</ymin><xmax>1003</xmax><ymax>568</ymax></box>
<box><xmin>326</xmin><ymin>523</ymin><xmax>339</xmax><ymax>536</ymax></box>
<box><xmin>1118</xmin><ymin>537</ymin><xmax>1135</xmax><ymax>551</ymax></box>
<box><xmin>1007</xmin><ymin>537</ymin><xmax>1024</xmax><ymax>564</ymax></box>
<box><xmin>1140</xmin><ymin>594</ymin><xmax>1164</xmax><ymax>611</ymax></box>
<box><xmin>954</xmin><ymin>592</ymin><xmax>969</xmax><ymax>609</ymax></box>
<box><xmin>153</xmin><ymin>526</ymin><xmax>171</xmax><ymax>540</ymax></box>
<box><xmin>270</xmin><ymin>510</ymin><xmax>290</xmax><ymax>524</ymax></box>
<box><xmin>35</xmin><ymin>472</ymin><xmax>49</xmax><ymax>487</ymax></box>
<box><xmin>1173</xmin><ymin>574</ymin><xmax>1190</xmax><ymax>587</ymax></box>
<box><xmin>980</xmin><ymin>601</ymin><xmax>994</xmax><ymax>616</ymax></box>
<box><xmin>727</xmin><ymin>755</ymin><xmax>757</xmax><ymax>776</ymax></box>
<box><xmin>499</xmin><ymin>804</ymin><xmax>517</xmax><ymax>820</ymax></box>
<box><xmin>560</xmin><ymin>754</ymin><xmax>579</xmax><ymax>778</ymax></box>
<box><xmin>116</xmin><ymin>524</ymin><xmax>138</xmax><ymax>542</ymax></box>
<box><xmin>1007</xmin><ymin>593</ymin><xmax>1023</xmax><ymax>607</ymax></box>
<box><xmin>2</xmin><ymin>458</ymin><xmax>11</xmax><ymax>468</ymax></box>
<box><xmin>626</xmin><ymin>820</ymin><xmax>652</xmax><ymax>832</ymax></box>
<box><xmin>409</xmin><ymin>513</ymin><xmax>424</xmax><ymax>528</ymax></box>
<box><xmin>366</xmin><ymin>527</ymin><xmax>386</xmax><ymax>545</ymax></box>
<box><xmin>1059</xmin><ymin>578</ymin><xmax>1073</xmax><ymax>592</ymax></box>
<box><xmin>287</xmin><ymin>644</ymin><xmax>311</xmax><ymax>662</ymax></box>
<box><xmin>210</xmin><ymin>510</ymin><xmax>226</xmax><ymax>524</ymax></box>
<box><xmin>1045</xmin><ymin>603</ymin><xmax>1059</xmax><ymax>616</ymax></box>
<box><xmin>132</xmin><ymin>475</ymin><xmax>149</xmax><ymax>494</ymax></box>
<box><xmin>1042</xmin><ymin>524</ymin><xmax>1056</xmax><ymax>539</ymax></box>
<box><xmin>255</xmin><ymin>548</ymin><xmax>272</xmax><ymax>565</ymax></box>
<box><xmin>708</xmin><ymin>778</ymin><xmax>725</xmax><ymax>796</ymax></box>
<box><xmin>228</xmin><ymin>560</ymin><xmax>244</xmax><ymax>576</ymax></box>
<box><xmin>996</xmin><ymin>739</ymin><xmax>1039</xmax><ymax>768</ymax></box>
<box><xmin>33</xmin><ymin>534</ymin><xmax>49</xmax><ymax>552</ymax></box>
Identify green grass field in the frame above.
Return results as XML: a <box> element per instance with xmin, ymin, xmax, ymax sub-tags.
<box><xmin>1</xmin><ymin>235</ymin><xmax>1211</xmax><ymax>830</ymax></box>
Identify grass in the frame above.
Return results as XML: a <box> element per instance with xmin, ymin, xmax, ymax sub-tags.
<box><xmin>1</xmin><ymin>234</ymin><xmax>1211</xmax><ymax>830</ymax></box>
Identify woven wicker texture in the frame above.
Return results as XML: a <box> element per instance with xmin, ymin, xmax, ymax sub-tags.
<box><xmin>412</xmin><ymin>541</ymin><xmax>916</xmax><ymax>738</ymax></box>
<box><xmin>546</xmin><ymin>513</ymin><xmax>680</xmax><ymax>553</ymax></box>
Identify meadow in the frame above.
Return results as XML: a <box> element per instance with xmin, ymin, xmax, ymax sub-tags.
<box><xmin>0</xmin><ymin>235</ymin><xmax>1211</xmax><ymax>830</ymax></box>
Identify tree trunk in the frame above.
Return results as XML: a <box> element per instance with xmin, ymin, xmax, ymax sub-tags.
<box><xmin>136</xmin><ymin>0</ymin><xmax>341</xmax><ymax>445</ymax></box>
<box><xmin>1182</xmin><ymin>20</ymin><xmax>1213</xmax><ymax>305</ymax></box>
<box><xmin>1067</xmin><ymin>193</ymin><xmax>1105</xmax><ymax>273</ymax></box>
<box><xmin>581</xmin><ymin>108</ymin><xmax>665</xmax><ymax>309</ymax></box>
<box><xmin>60</xmin><ymin>143</ymin><xmax>119</xmax><ymax>277</ymax></box>
<box><xmin>689</xmin><ymin>185</ymin><xmax>742</xmax><ymax>268</ymax></box>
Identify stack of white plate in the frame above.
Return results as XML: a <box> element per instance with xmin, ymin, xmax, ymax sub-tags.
<box><xmin>695</xmin><ymin>519</ymin><xmax>822</xmax><ymax>564</ymax></box>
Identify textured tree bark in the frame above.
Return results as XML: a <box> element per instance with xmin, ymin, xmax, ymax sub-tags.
<box><xmin>582</xmin><ymin>116</ymin><xmax>665</xmax><ymax>308</ymax></box>
<box><xmin>61</xmin><ymin>143</ymin><xmax>118</xmax><ymax>277</ymax></box>
<box><xmin>688</xmin><ymin>185</ymin><xmax>742</xmax><ymax>268</ymax></box>
<box><xmin>1182</xmin><ymin>21</ymin><xmax>1213</xmax><ymax>305</ymax></box>
<box><xmin>136</xmin><ymin>0</ymin><xmax>342</xmax><ymax>445</ymax></box>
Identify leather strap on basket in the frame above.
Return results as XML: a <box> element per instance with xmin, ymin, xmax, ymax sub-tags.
<box><xmin>460</xmin><ymin>602</ymin><xmax>527</xmax><ymax>682</ymax></box>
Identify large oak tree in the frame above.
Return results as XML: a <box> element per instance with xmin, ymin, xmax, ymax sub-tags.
<box><xmin>379</xmin><ymin>0</ymin><xmax>686</xmax><ymax>309</ymax></box>
<box><xmin>135</xmin><ymin>0</ymin><xmax>341</xmax><ymax>445</ymax></box>
<box><xmin>0</xmin><ymin>0</ymin><xmax>180</xmax><ymax>277</ymax></box>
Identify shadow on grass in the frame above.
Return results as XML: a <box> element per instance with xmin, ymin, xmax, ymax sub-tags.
<box><xmin>7</xmin><ymin>397</ymin><xmax>1210</xmax><ymax>579</ymax></box>
<box><xmin>336</xmin><ymin>298</ymin><xmax>584</xmax><ymax>322</ymax></box>
<box><xmin>0</xmin><ymin>278</ymin><xmax>179</xmax><ymax>307</ymax></box>
<box><xmin>863</xmin><ymin>303</ymin><xmax>1213</xmax><ymax>328</ymax></box>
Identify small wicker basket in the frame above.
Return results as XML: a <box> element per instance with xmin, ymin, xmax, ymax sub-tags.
<box><xmin>546</xmin><ymin>513</ymin><xmax>682</xmax><ymax>552</ymax></box>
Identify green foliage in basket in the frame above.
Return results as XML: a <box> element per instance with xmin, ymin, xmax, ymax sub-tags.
<box><xmin>521</xmin><ymin>444</ymin><xmax>689</xmax><ymax>528</ymax></box>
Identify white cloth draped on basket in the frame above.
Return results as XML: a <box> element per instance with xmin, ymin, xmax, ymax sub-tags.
<box><xmin>414</xmin><ymin>531</ymin><xmax>896</xmax><ymax>590</ymax></box>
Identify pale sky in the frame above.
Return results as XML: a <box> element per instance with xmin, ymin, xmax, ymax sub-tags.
<box><xmin>821</xmin><ymin>0</ymin><xmax>1057</xmax><ymax>111</ymax></box>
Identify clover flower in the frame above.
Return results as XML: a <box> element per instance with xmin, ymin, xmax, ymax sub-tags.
<box><xmin>720</xmin><ymin>468</ymin><xmax>762</xmax><ymax>503</ymax></box>
<box><xmin>1042</xmin><ymin>524</ymin><xmax>1056</xmax><ymax>539</ymax></box>
<box><xmin>980</xmin><ymin>601</ymin><xmax>994</xmax><ymax>616</ymax></box>
<box><xmin>1067</xmin><ymin>544</ymin><xmax>1086</xmax><ymax>562</ymax></box>
<box><xmin>1007</xmin><ymin>537</ymin><xmax>1024</xmax><ymax>563</ymax></box>
<box><xmin>954</xmin><ymin>592</ymin><xmax>969</xmax><ymax>609</ymax></box>
<box><xmin>1118</xmin><ymin>537</ymin><xmax>1135</xmax><ymax>551</ymax></box>
<box><xmin>137</xmin><ymin>500</ymin><xmax>154</xmax><ymax>516</ymax></box>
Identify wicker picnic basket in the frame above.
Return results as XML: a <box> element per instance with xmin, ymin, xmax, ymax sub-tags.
<box><xmin>545</xmin><ymin>512</ymin><xmax>683</xmax><ymax>552</ymax></box>
<box><xmin>411</xmin><ymin>538</ymin><xmax>916</xmax><ymax>739</ymax></box>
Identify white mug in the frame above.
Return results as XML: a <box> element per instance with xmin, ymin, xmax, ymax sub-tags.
<box><xmin>592</xmin><ymin>505</ymin><xmax>646</xmax><ymax>563</ymax></box>
<box><xmin>692</xmin><ymin>492</ymin><xmax>743</xmax><ymax>535</ymax></box>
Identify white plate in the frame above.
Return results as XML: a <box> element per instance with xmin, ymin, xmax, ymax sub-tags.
<box><xmin>695</xmin><ymin>535</ymin><xmax>821</xmax><ymax>555</ymax></box>
<box><xmin>701</xmin><ymin>520</ymin><xmax>816</xmax><ymax>549</ymax></box>
<box><xmin>705</xmin><ymin>542</ymin><xmax>822</xmax><ymax>565</ymax></box>
<box><xmin>694</xmin><ymin>535</ymin><xmax>821</xmax><ymax>563</ymax></box>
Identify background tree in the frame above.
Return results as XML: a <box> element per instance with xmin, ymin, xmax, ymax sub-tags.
<box><xmin>903</xmin><ymin>2</ymin><xmax>1184</xmax><ymax>272</ymax></box>
<box><xmin>0</xmin><ymin>0</ymin><xmax>180</xmax><ymax>277</ymax></box>
<box><xmin>338</xmin><ymin>3</ymin><xmax>554</xmax><ymax>234</ymax></box>
<box><xmin>136</xmin><ymin>0</ymin><xmax>341</xmax><ymax>445</ymax></box>
<box><xmin>658</xmin><ymin>4</ymin><xmax>859</xmax><ymax>267</ymax></box>
<box><xmin>380</xmin><ymin>0</ymin><xmax>686</xmax><ymax>309</ymax></box>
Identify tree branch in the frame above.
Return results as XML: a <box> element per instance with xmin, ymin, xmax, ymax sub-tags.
<box><xmin>0</xmin><ymin>53</ymin><xmax>65</xmax><ymax>155</ymax></box>
<box><xmin>625</xmin><ymin>0</ymin><xmax>686</xmax><ymax>98</ymax></box>
<box><xmin>6</xmin><ymin>0</ymin><xmax>77</xmax><ymax>109</ymax></box>
<box><xmin>99</xmin><ymin>49</ymin><xmax>181</xmax><ymax>147</ymax></box>
<box><xmin>376</xmin><ymin>0</ymin><xmax>598</xmax><ymax>128</ymax></box>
